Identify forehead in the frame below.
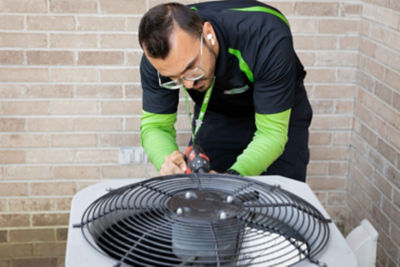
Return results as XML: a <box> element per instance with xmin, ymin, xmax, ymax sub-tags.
<box><xmin>146</xmin><ymin>27</ymin><xmax>199</xmax><ymax>77</ymax></box>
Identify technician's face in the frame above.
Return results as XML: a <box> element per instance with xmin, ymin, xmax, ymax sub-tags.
<box><xmin>146</xmin><ymin>25</ymin><xmax>217</xmax><ymax>93</ymax></box>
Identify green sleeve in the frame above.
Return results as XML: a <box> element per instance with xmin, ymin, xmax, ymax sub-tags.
<box><xmin>140</xmin><ymin>110</ymin><xmax>179</xmax><ymax>171</ymax></box>
<box><xmin>229</xmin><ymin>109</ymin><xmax>291</xmax><ymax>176</ymax></box>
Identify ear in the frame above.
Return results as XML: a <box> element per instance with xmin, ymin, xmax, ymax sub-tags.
<box><xmin>203</xmin><ymin>21</ymin><xmax>217</xmax><ymax>46</ymax></box>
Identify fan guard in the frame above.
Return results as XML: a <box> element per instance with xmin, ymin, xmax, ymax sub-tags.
<box><xmin>74</xmin><ymin>174</ymin><xmax>331</xmax><ymax>266</ymax></box>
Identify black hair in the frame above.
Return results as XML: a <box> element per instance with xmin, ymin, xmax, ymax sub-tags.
<box><xmin>138</xmin><ymin>3</ymin><xmax>204</xmax><ymax>59</ymax></box>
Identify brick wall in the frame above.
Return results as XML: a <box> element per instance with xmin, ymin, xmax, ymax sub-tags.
<box><xmin>0</xmin><ymin>0</ymin><xmax>398</xmax><ymax>266</ymax></box>
<box><xmin>347</xmin><ymin>1</ymin><xmax>400</xmax><ymax>266</ymax></box>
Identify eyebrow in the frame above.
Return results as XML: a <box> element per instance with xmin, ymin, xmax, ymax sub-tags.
<box><xmin>161</xmin><ymin>56</ymin><xmax>198</xmax><ymax>79</ymax></box>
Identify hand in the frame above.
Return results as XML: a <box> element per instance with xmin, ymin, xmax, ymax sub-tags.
<box><xmin>160</xmin><ymin>151</ymin><xmax>187</xmax><ymax>175</ymax></box>
<box><xmin>209</xmin><ymin>170</ymin><xmax>218</xmax><ymax>174</ymax></box>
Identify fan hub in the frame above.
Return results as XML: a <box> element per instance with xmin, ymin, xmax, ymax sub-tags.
<box><xmin>167</xmin><ymin>189</ymin><xmax>243</xmax><ymax>222</ymax></box>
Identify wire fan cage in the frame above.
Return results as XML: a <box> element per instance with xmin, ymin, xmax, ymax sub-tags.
<box><xmin>75</xmin><ymin>174</ymin><xmax>331</xmax><ymax>267</ymax></box>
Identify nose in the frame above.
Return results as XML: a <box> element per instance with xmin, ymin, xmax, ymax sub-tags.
<box><xmin>183</xmin><ymin>79</ymin><xmax>195</xmax><ymax>89</ymax></box>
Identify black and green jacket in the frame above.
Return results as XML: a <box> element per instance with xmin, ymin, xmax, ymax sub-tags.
<box><xmin>140</xmin><ymin>0</ymin><xmax>311</xmax><ymax>176</ymax></box>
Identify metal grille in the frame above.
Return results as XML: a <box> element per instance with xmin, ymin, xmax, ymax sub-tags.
<box><xmin>74</xmin><ymin>174</ymin><xmax>331</xmax><ymax>266</ymax></box>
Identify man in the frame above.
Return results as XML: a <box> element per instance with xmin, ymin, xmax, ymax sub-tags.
<box><xmin>138</xmin><ymin>0</ymin><xmax>312</xmax><ymax>182</ymax></box>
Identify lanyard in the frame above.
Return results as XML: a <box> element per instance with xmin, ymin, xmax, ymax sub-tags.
<box><xmin>183</xmin><ymin>77</ymin><xmax>216</xmax><ymax>143</ymax></box>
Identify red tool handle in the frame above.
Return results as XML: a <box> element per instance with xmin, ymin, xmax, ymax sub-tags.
<box><xmin>185</xmin><ymin>145</ymin><xmax>210</xmax><ymax>174</ymax></box>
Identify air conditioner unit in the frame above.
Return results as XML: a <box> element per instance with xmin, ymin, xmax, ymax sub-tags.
<box><xmin>66</xmin><ymin>175</ymin><xmax>357</xmax><ymax>266</ymax></box>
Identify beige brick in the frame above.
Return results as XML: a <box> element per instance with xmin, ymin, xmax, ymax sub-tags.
<box><xmin>76</xmin><ymin>181</ymin><xmax>97</xmax><ymax>191</ymax></box>
<box><xmin>125</xmin><ymin>117</ymin><xmax>141</xmax><ymax>131</ymax></box>
<box><xmin>0</xmin><ymin>230</ymin><xmax>7</xmax><ymax>243</ymax></box>
<box><xmin>100</xmin><ymin>68</ymin><xmax>140</xmax><ymax>83</ymax></box>
<box><xmin>0</xmin><ymin>200</ymin><xmax>6</xmax><ymax>212</ymax></box>
<box><xmin>313</xmin><ymin>85</ymin><xmax>356</xmax><ymax>99</ymax></box>
<box><xmin>294</xmin><ymin>2</ymin><xmax>338</xmax><ymax>16</ymax></box>
<box><xmin>307</xmin><ymin>177</ymin><xmax>346</xmax><ymax>190</ymax></box>
<box><xmin>391</xmin><ymin>0</ymin><xmax>400</xmax><ymax>11</ymax></box>
<box><xmin>78</xmin><ymin>51</ymin><xmax>124</xmax><ymax>65</ymax></box>
<box><xmin>31</xmin><ymin>182</ymin><xmax>76</xmax><ymax>196</ymax></box>
<box><xmin>0</xmin><ymin>15</ymin><xmax>24</xmax><ymax>30</ymax></box>
<box><xmin>3</xmin><ymin>166</ymin><xmax>52</xmax><ymax>180</ymax></box>
<box><xmin>0</xmin><ymin>0</ymin><xmax>47</xmax><ymax>13</ymax></box>
<box><xmin>50</xmin><ymin>0</ymin><xmax>97</xmax><ymax>13</ymax></box>
<box><xmin>377</xmin><ymin>139</ymin><xmax>398</xmax><ymax>165</ymax></box>
<box><xmin>27</xmin><ymin>51</ymin><xmax>74</xmax><ymax>65</ymax></box>
<box><xmin>101</xmin><ymin>100</ymin><xmax>141</xmax><ymax>114</ymax></box>
<box><xmin>290</xmin><ymin>18</ymin><xmax>317</xmax><ymax>33</ymax></box>
<box><xmin>0</xmin><ymin>33</ymin><xmax>47</xmax><ymax>48</ymax></box>
<box><xmin>27</xmin><ymin>118</ymin><xmax>74</xmax><ymax>132</ymax></box>
<box><xmin>2</xmin><ymin>134</ymin><xmax>48</xmax><ymax>148</ymax></box>
<box><xmin>0</xmin><ymin>68</ymin><xmax>48</xmax><ymax>82</ymax></box>
<box><xmin>27</xmin><ymin>16</ymin><xmax>75</xmax><ymax>30</ymax></box>
<box><xmin>335</xmin><ymin>100</ymin><xmax>353</xmax><ymax>114</ymax></box>
<box><xmin>12</xmin><ymin>258</ymin><xmax>58</xmax><ymax>267</ymax></box>
<box><xmin>25</xmin><ymin>85</ymin><xmax>74</xmax><ymax>98</ymax></box>
<box><xmin>127</xmin><ymin>17</ymin><xmax>142</xmax><ymax>31</ymax></box>
<box><xmin>0</xmin><ymin>118</ymin><xmax>25</xmax><ymax>132</ymax></box>
<box><xmin>0</xmin><ymin>84</ymin><xmax>25</xmax><ymax>98</ymax></box>
<box><xmin>339</xmin><ymin>36</ymin><xmax>359</xmax><ymax>50</ymax></box>
<box><xmin>360</xmin><ymin>37</ymin><xmax>377</xmax><ymax>58</ymax></box>
<box><xmin>328</xmin><ymin>161</ymin><xmax>348</xmax><ymax>175</ymax></box>
<box><xmin>305</xmin><ymin>69</ymin><xmax>336</xmax><ymax>83</ymax></box>
<box><xmin>75</xmin><ymin>150</ymin><xmax>119</xmax><ymax>163</ymax></box>
<box><xmin>75</xmin><ymin>117</ymin><xmax>122</xmax><ymax>131</ymax></box>
<box><xmin>311</xmin><ymin>116</ymin><xmax>353</xmax><ymax>130</ymax></box>
<box><xmin>310</xmin><ymin>100</ymin><xmax>334</xmax><ymax>114</ymax></box>
<box><xmin>34</xmin><ymin>242</ymin><xmax>66</xmax><ymax>257</ymax></box>
<box><xmin>309</xmin><ymin>132</ymin><xmax>331</xmax><ymax>145</ymax></box>
<box><xmin>333</xmin><ymin>132</ymin><xmax>351</xmax><ymax>145</ymax></box>
<box><xmin>51</xmin><ymin>134</ymin><xmax>97</xmax><ymax>147</ymax></box>
<box><xmin>293</xmin><ymin>36</ymin><xmax>337</xmax><ymax>50</ymax></box>
<box><xmin>386</xmin><ymin>69</ymin><xmax>400</xmax><ymax>90</ymax></box>
<box><xmin>102</xmin><ymin>164</ymin><xmax>147</xmax><ymax>178</ymax></box>
<box><xmin>50</xmin><ymin>101</ymin><xmax>98</xmax><ymax>115</ymax></box>
<box><xmin>176</xmin><ymin>132</ymin><xmax>191</xmax><ymax>146</ymax></box>
<box><xmin>337</xmin><ymin>68</ymin><xmax>357</xmax><ymax>83</ymax></box>
<box><xmin>26</xmin><ymin>149</ymin><xmax>74</xmax><ymax>163</ymax></box>
<box><xmin>340</xmin><ymin>3</ymin><xmax>362</xmax><ymax>16</ymax></box>
<box><xmin>0</xmin><ymin>151</ymin><xmax>25</xmax><ymax>164</ymax></box>
<box><xmin>9</xmin><ymin>229</ymin><xmax>55</xmax><ymax>243</ymax></box>
<box><xmin>0</xmin><ymin>244</ymin><xmax>32</xmax><ymax>258</ymax></box>
<box><xmin>56</xmin><ymin>198</ymin><xmax>71</xmax><ymax>210</ymax></box>
<box><xmin>100</xmin><ymin>133</ymin><xmax>140</xmax><ymax>147</ymax></box>
<box><xmin>50</xmin><ymin>68</ymin><xmax>97</xmax><ymax>82</ymax></box>
<box><xmin>376</xmin><ymin>46</ymin><xmax>400</xmax><ymax>70</ymax></box>
<box><xmin>0</xmin><ymin>51</ymin><xmax>24</xmax><ymax>64</ymax></box>
<box><xmin>307</xmin><ymin>161</ymin><xmax>327</xmax><ymax>176</ymax></box>
<box><xmin>77</xmin><ymin>16</ymin><xmax>125</xmax><ymax>31</ymax></box>
<box><xmin>76</xmin><ymin>85</ymin><xmax>123</xmax><ymax>98</ymax></box>
<box><xmin>126</xmin><ymin>51</ymin><xmax>143</xmax><ymax>66</ymax></box>
<box><xmin>315</xmin><ymin>51</ymin><xmax>357</xmax><ymax>66</ymax></box>
<box><xmin>50</xmin><ymin>33</ymin><xmax>97</xmax><ymax>48</ymax></box>
<box><xmin>319</xmin><ymin>19</ymin><xmax>359</xmax><ymax>34</ymax></box>
<box><xmin>310</xmin><ymin>147</ymin><xmax>349</xmax><ymax>160</ymax></box>
<box><xmin>0</xmin><ymin>183</ymin><xmax>28</xmax><ymax>196</ymax></box>
<box><xmin>367</xmin><ymin>59</ymin><xmax>385</xmax><ymax>81</ymax></box>
<box><xmin>8</xmin><ymin>198</ymin><xmax>56</xmax><ymax>211</ymax></box>
<box><xmin>53</xmin><ymin>166</ymin><xmax>99</xmax><ymax>179</ymax></box>
<box><xmin>100</xmin><ymin>34</ymin><xmax>140</xmax><ymax>48</ymax></box>
<box><xmin>32</xmin><ymin>213</ymin><xmax>69</xmax><ymax>226</ymax></box>
<box><xmin>0</xmin><ymin>214</ymin><xmax>30</xmax><ymax>227</ymax></box>
<box><xmin>328</xmin><ymin>192</ymin><xmax>346</xmax><ymax>205</ymax></box>
<box><xmin>56</xmin><ymin>228</ymin><xmax>68</xmax><ymax>241</ymax></box>
<box><xmin>125</xmin><ymin>84</ymin><xmax>142</xmax><ymax>98</ymax></box>
<box><xmin>2</xmin><ymin>101</ymin><xmax>49</xmax><ymax>115</ymax></box>
<box><xmin>100</xmin><ymin>0</ymin><xmax>146</xmax><ymax>14</ymax></box>
<box><xmin>357</xmin><ymin>70</ymin><xmax>374</xmax><ymax>91</ymax></box>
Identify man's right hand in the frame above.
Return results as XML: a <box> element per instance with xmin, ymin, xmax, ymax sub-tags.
<box><xmin>160</xmin><ymin>150</ymin><xmax>187</xmax><ymax>175</ymax></box>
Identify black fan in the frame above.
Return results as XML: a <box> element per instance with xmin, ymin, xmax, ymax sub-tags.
<box><xmin>74</xmin><ymin>174</ymin><xmax>331</xmax><ymax>266</ymax></box>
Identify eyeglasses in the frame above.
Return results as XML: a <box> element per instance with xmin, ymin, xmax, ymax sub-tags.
<box><xmin>158</xmin><ymin>35</ymin><xmax>206</xmax><ymax>90</ymax></box>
